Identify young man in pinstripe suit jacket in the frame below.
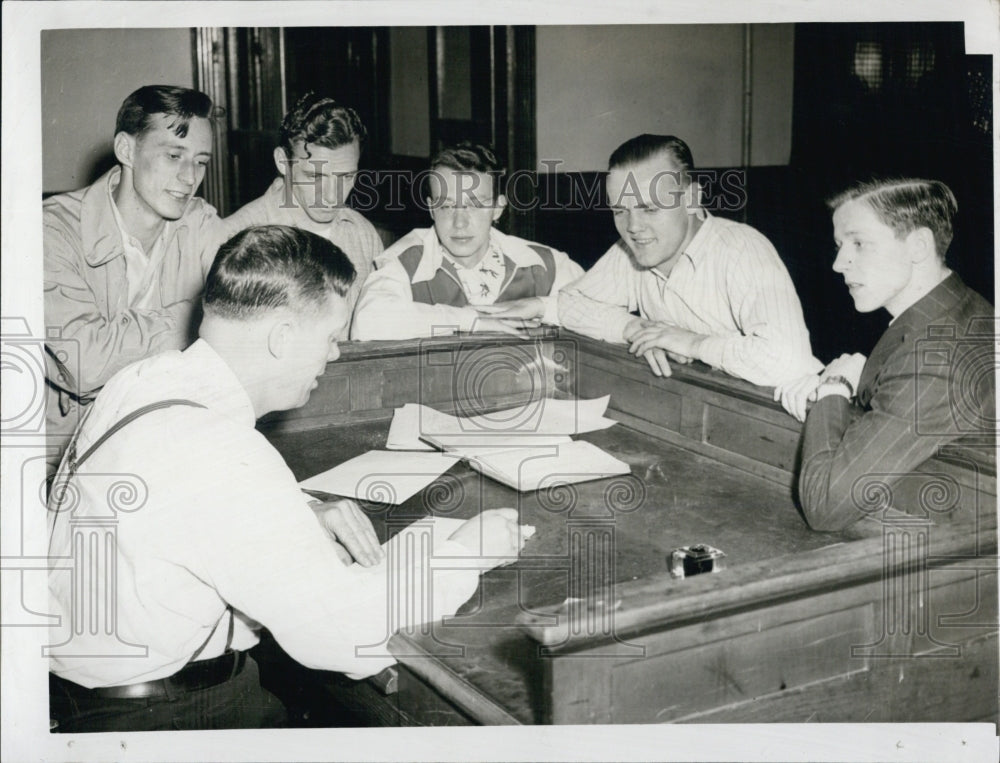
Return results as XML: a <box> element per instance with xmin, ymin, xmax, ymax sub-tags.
<box><xmin>776</xmin><ymin>178</ymin><xmax>995</xmax><ymax>531</ymax></box>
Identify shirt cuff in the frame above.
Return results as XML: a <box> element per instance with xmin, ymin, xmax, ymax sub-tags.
<box><xmin>694</xmin><ymin>334</ymin><xmax>727</xmax><ymax>369</ymax></box>
<box><xmin>610</xmin><ymin>312</ymin><xmax>637</xmax><ymax>344</ymax></box>
<box><xmin>422</xmin><ymin>305</ymin><xmax>479</xmax><ymax>336</ymax></box>
<box><xmin>540</xmin><ymin>295</ymin><xmax>560</xmax><ymax>326</ymax></box>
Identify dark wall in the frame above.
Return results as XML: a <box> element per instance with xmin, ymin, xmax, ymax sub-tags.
<box><xmin>789</xmin><ymin>22</ymin><xmax>994</xmax><ymax>359</ymax></box>
<box><xmin>526</xmin><ymin>22</ymin><xmax>993</xmax><ymax>364</ymax></box>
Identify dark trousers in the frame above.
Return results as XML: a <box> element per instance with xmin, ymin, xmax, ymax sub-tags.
<box><xmin>50</xmin><ymin>655</ymin><xmax>287</xmax><ymax>732</ymax></box>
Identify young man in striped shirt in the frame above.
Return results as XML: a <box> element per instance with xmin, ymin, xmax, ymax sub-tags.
<box><xmin>558</xmin><ymin>134</ymin><xmax>821</xmax><ymax>387</ymax></box>
<box><xmin>223</xmin><ymin>93</ymin><xmax>383</xmax><ymax>337</ymax></box>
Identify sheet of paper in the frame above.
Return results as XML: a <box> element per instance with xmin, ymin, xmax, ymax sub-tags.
<box><xmin>350</xmin><ymin>516</ymin><xmax>538</xmax><ymax>590</ymax></box>
<box><xmin>299</xmin><ymin>450</ymin><xmax>459</xmax><ymax>504</ymax></box>
<box><xmin>469</xmin><ymin>440</ymin><xmax>631</xmax><ymax>492</ymax></box>
<box><xmin>385</xmin><ymin>404</ymin><xmax>436</xmax><ymax>450</ymax></box>
<box><xmin>421</xmin><ymin>431</ymin><xmax>572</xmax><ymax>456</ymax></box>
<box><xmin>463</xmin><ymin>395</ymin><xmax>615</xmax><ymax>435</ymax></box>
<box><xmin>386</xmin><ymin>397</ymin><xmax>616</xmax><ymax>451</ymax></box>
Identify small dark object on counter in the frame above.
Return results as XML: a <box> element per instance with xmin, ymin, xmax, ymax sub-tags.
<box><xmin>670</xmin><ymin>543</ymin><xmax>726</xmax><ymax>578</ymax></box>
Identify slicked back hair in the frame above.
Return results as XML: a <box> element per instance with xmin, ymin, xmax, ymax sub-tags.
<box><xmin>828</xmin><ymin>178</ymin><xmax>958</xmax><ymax>259</ymax></box>
<box><xmin>608</xmin><ymin>134</ymin><xmax>695</xmax><ymax>185</ymax></box>
<box><xmin>429</xmin><ymin>141</ymin><xmax>505</xmax><ymax>198</ymax></box>
<box><xmin>278</xmin><ymin>92</ymin><xmax>367</xmax><ymax>159</ymax></box>
<box><xmin>204</xmin><ymin>225</ymin><xmax>356</xmax><ymax>320</ymax></box>
<box><xmin>115</xmin><ymin>85</ymin><xmax>218</xmax><ymax>140</ymax></box>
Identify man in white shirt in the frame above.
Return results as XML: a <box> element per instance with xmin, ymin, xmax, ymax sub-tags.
<box><xmin>558</xmin><ymin>134</ymin><xmax>821</xmax><ymax>387</ymax></box>
<box><xmin>47</xmin><ymin>225</ymin><xmax>525</xmax><ymax>731</ymax></box>
<box><xmin>352</xmin><ymin>142</ymin><xmax>583</xmax><ymax>340</ymax></box>
<box><xmin>223</xmin><ymin>92</ymin><xmax>383</xmax><ymax>335</ymax></box>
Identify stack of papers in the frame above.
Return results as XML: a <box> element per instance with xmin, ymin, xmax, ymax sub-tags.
<box><xmin>386</xmin><ymin>397</ymin><xmax>630</xmax><ymax>492</ymax></box>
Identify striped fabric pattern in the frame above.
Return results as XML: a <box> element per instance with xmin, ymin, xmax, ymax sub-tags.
<box><xmin>799</xmin><ymin>273</ymin><xmax>995</xmax><ymax>531</ymax></box>
<box><xmin>222</xmin><ymin>178</ymin><xmax>384</xmax><ymax>336</ymax></box>
<box><xmin>558</xmin><ymin>212</ymin><xmax>822</xmax><ymax>387</ymax></box>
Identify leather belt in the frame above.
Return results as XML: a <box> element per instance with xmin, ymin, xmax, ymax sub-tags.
<box><xmin>55</xmin><ymin>651</ymin><xmax>247</xmax><ymax>700</ymax></box>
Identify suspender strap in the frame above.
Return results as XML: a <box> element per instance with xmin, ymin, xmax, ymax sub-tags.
<box><xmin>60</xmin><ymin>396</ymin><xmax>230</xmax><ymax>666</ymax></box>
<box><xmin>66</xmin><ymin>399</ymin><xmax>207</xmax><ymax>476</ymax></box>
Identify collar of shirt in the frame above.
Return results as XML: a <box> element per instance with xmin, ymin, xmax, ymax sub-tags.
<box><xmin>151</xmin><ymin>339</ymin><xmax>256</xmax><ymax>427</ymax></box>
<box><xmin>886</xmin><ymin>270</ymin><xmax>962</xmax><ymax>333</ymax></box>
<box><xmin>183</xmin><ymin>339</ymin><xmax>257</xmax><ymax>426</ymax></box>
<box><xmin>72</xmin><ymin>338</ymin><xmax>256</xmax><ymax>459</ymax></box>
<box><xmin>393</xmin><ymin>226</ymin><xmax>546</xmax><ymax>284</ymax></box>
<box><xmin>445</xmin><ymin>241</ymin><xmax>507</xmax><ymax>305</ymax></box>
<box><xmin>264</xmin><ymin>176</ymin><xmax>358</xmax><ymax>234</ymax></box>
<box><xmin>644</xmin><ymin>209</ymin><xmax>714</xmax><ymax>283</ymax></box>
<box><xmin>105</xmin><ymin>170</ymin><xmax>173</xmax><ymax>304</ymax></box>
<box><xmin>78</xmin><ymin>167</ymin><xmax>142</xmax><ymax>268</ymax></box>
<box><xmin>677</xmin><ymin>208</ymin><xmax>714</xmax><ymax>270</ymax></box>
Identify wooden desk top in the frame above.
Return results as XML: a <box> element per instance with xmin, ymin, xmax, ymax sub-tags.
<box><xmin>263</xmin><ymin>333</ymin><xmax>996</xmax><ymax>725</ymax></box>
<box><xmin>269</xmin><ymin>418</ymin><xmax>837</xmax><ymax>570</ymax></box>
<box><xmin>267</xmin><ymin>416</ymin><xmax>869</xmax><ymax>725</ymax></box>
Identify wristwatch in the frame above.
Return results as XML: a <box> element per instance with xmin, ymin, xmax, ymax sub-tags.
<box><xmin>819</xmin><ymin>374</ymin><xmax>855</xmax><ymax>398</ymax></box>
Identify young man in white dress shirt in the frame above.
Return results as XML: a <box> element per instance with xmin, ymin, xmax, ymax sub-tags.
<box><xmin>558</xmin><ymin>134</ymin><xmax>821</xmax><ymax>387</ymax></box>
<box><xmin>351</xmin><ymin>142</ymin><xmax>583</xmax><ymax>340</ymax></box>
<box><xmin>47</xmin><ymin>225</ymin><xmax>525</xmax><ymax>731</ymax></box>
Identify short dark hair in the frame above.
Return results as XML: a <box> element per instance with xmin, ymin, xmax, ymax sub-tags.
<box><xmin>828</xmin><ymin>178</ymin><xmax>958</xmax><ymax>259</ymax></box>
<box><xmin>429</xmin><ymin>142</ymin><xmax>505</xmax><ymax>197</ymax></box>
<box><xmin>115</xmin><ymin>85</ymin><xmax>218</xmax><ymax>140</ymax></box>
<box><xmin>278</xmin><ymin>92</ymin><xmax>367</xmax><ymax>159</ymax></box>
<box><xmin>204</xmin><ymin>225</ymin><xmax>356</xmax><ymax>320</ymax></box>
<box><xmin>608</xmin><ymin>134</ymin><xmax>695</xmax><ymax>185</ymax></box>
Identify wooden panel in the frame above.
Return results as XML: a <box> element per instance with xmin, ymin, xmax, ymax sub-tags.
<box><xmin>608</xmin><ymin>606</ymin><xmax>871</xmax><ymax>723</ymax></box>
<box><xmin>192</xmin><ymin>28</ymin><xmax>232</xmax><ymax>214</ymax></box>
<box><xmin>911</xmin><ymin>455</ymin><xmax>997</xmax><ymax>527</ymax></box>
<box><xmin>349</xmin><ymin>368</ymin><xmax>384</xmax><ymax>412</ymax></box>
<box><xmin>520</xmin><ymin>512</ymin><xmax>995</xmax><ymax>652</ymax></box>
<box><xmin>382</xmin><ymin>364</ymin><xmax>436</xmax><ymax>408</ymax></box>
<box><xmin>382</xmin><ymin>342</ymin><xmax>564</xmax><ymax>411</ymax></box>
<box><xmin>579</xmin><ymin>366</ymin><xmax>683</xmax><ymax>433</ymax></box>
<box><xmin>546</xmin><ymin>561</ymin><xmax>997</xmax><ymax>725</ymax></box>
<box><xmin>263</xmin><ymin>336</ymin><xmax>573</xmax><ymax>431</ymax></box>
<box><xmin>574</xmin><ymin>341</ymin><xmax>802</xmax><ymax>486</ymax></box>
<box><xmin>547</xmin><ymin>654</ymin><xmax>614</xmax><ymax>725</ymax></box>
<box><xmin>924</xmin><ymin>570</ymin><xmax>999</xmax><ymax>653</ymax></box>
<box><xmin>673</xmin><ymin>633</ymin><xmax>998</xmax><ymax>723</ymax></box>
<box><xmin>269</xmin><ymin>373</ymin><xmax>352</xmax><ymax>424</ymax></box>
<box><xmin>607</xmin><ymin>407</ymin><xmax>796</xmax><ymax>490</ymax></box>
<box><xmin>703</xmin><ymin>403</ymin><xmax>801</xmax><ymax>471</ymax></box>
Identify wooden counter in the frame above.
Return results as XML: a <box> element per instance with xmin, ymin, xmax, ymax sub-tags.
<box><xmin>262</xmin><ymin>330</ymin><xmax>997</xmax><ymax>726</ymax></box>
